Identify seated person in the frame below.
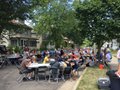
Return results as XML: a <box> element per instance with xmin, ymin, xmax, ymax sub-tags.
<box><xmin>63</xmin><ymin>58</ymin><xmax>72</xmax><ymax>79</ymax></box>
<box><xmin>36</xmin><ymin>54</ymin><xmax>42</xmax><ymax>63</ymax></box>
<box><xmin>70</xmin><ymin>60</ymin><xmax>79</xmax><ymax>80</ymax></box>
<box><xmin>50</xmin><ymin>56</ymin><xmax>60</xmax><ymax>69</ymax></box>
<box><xmin>84</xmin><ymin>56</ymin><xmax>93</xmax><ymax>67</ymax></box>
<box><xmin>20</xmin><ymin>56</ymin><xmax>34</xmax><ymax>80</ymax></box>
<box><xmin>43</xmin><ymin>54</ymin><xmax>50</xmax><ymax>64</ymax></box>
<box><xmin>50</xmin><ymin>58</ymin><xmax>60</xmax><ymax>80</ymax></box>
<box><xmin>78</xmin><ymin>53</ymin><xmax>85</xmax><ymax>65</ymax></box>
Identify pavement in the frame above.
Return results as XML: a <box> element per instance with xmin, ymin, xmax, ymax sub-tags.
<box><xmin>0</xmin><ymin>56</ymin><xmax>117</xmax><ymax>90</ymax></box>
<box><xmin>57</xmin><ymin>69</ymin><xmax>85</xmax><ymax>90</ymax></box>
<box><xmin>0</xmin><ymin>65</ymin><xmax>63</xmax><ymax>90</ymax></box>
<box><xmin>0</xmin><ymin>64</ymin><xmax>85</xmax><ymax>90</ymax></box>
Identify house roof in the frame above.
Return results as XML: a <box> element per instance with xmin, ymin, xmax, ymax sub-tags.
<box><xmin>10</xmin><ymin>19</ymin><xmax>33</xmax><ymax>30</ymax></box>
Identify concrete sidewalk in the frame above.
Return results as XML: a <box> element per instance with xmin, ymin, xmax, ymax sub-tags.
<box><xmin>57</xmin><ymin>69</ymin><xmax>86</xmax><ymax>90</ymax></box>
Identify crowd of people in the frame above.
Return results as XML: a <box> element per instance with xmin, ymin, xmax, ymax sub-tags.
<box><xmin>3</xmin><ymin>45</ymin><xmax>115</xmax><ymax>81</ymax></box>
<box><xmin>17</xmin><ymin>46</ymin><xmax>113</xmax><ymax>81</ymax></box>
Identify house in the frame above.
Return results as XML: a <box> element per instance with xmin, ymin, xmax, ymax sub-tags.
<box><xmin>0</xmin><ymin>20</ymin><xmax>42</xmax><ymax>49</ymax></box>
<box><xmin>102</xmin><ymin>39</ymin><xmax>119</xmax><ymax>50</ymax></box>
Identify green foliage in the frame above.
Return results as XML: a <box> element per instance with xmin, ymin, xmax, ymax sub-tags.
<box><xmin>76</xmin><ymin>0</ymin><xmax>120</xmax><ymax>48</ymax></box>
<box><xmin>81</xmin><ymin>38</ymin><xmax>92</xmax><ymax>47</ymax></box>
<box><xmin>7</xmin><ymin>45</ymin><xmax>22</xmax><ymax>53</ymax></box>
<box><xmin>0</xmin><ymin>0</ymin><xmax>50</xmax><ymax>35</ymax></box>
<box><xmin>14</xmin><ymin>46</ymin><xmax>22</xmax><ymax>53</ymax></box>
<box><xmin>0</xmin><ymin>0</ymin><xmax>32</xmax><ymax>34</ymax></box>
<box><xmin>34</xmin><ymin>0</ymin><xmax>77</xmax><ymax>48</ymax></box>
<box><xmin>40</xmin><ymin>40</ymin><xmax>49</xmax><ymax>50</ymax></box>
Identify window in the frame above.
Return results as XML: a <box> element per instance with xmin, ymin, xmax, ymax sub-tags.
<box><xmin>20</xmin><ymin>39</ymin><xmax>29</xmax><ymax>47</ymax></box>
<box><xmin>20</xmin><ymin>40</ymin><xmax>24</xmax><ymax>46</ymax></box>
<box><xmin>11</xmin><ymin>39</ymin><xmax>17</xmax><ymax>46</ymax></box>
<box><xmin>30</xmin><ymin>40</ymin><xmax>37</xmax><ymax>47</ymax></box>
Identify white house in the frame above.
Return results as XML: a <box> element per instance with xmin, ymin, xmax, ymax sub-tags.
<box><xmin>0</xmin><ymin>20</ymin><xmax>42</xmax><ymax>49</ymax></box>
<box><xmin>102</xmin><ymin>39</ymin><xmax>119</xmax><ymax>50</ymax></box>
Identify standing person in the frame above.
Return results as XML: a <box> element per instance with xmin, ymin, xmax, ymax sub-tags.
<box><xmin>106</xmin><ymin>51</ymin><xmax>111</xmax><ymax>62</ymax></box>
<box><xmin>115</xmin><ymin>48</ymin><xmax>120</xmax><ymax>77</ymax></box>
<box><xmin>104</xmin><ymin>44</ymin><xmax>110</xmax><ymax>60</ymax></box>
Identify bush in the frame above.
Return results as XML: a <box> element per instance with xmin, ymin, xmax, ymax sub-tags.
<box><xmin>7</xmin><ymin>45</ymin><xmax>22</xmax><ymax>53</ymax></box>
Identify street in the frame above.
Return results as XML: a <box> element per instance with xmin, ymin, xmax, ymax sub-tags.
<box><xmin>0</xmin><ymin>65</ymin><xmax>63</xmax><ymax>90</ymax></box>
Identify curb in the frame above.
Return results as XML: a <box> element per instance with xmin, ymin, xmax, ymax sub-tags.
<box><xmin>72</xmin><ymin>67</ymin><xmax>88</xmax><ymax>90</ymax></box>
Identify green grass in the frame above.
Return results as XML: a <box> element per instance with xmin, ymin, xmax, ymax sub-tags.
<box><xmin>77</xmin><ymin>67</ymin><xmax>108</xmax><ymax>90</ymax></box>
<box><xmin>111</xmin><ymin>50</ymin><xmax>117</xmax><ymax>55</ymax></box>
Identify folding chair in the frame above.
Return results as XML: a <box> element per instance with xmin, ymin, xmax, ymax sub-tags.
<box><xmin>16</xmin><ymin>65</ymin><xmax>28</xmax><ymax>83</ymax></box>
<box><xmin>63</xmin><ymin>66</ymin><xmax>72</xmax><ymax>80</ymax></box>
<box><xmin>0</xmin><ymin>55</ymin><xmax>9</xmax><ymax>68</ymax></box>
<box><xmin>48</xmin><ymin>67</ymin><xmax>60</xmax><ymax>83</ymax></box>
<box><xmin>36</xmin><ymin>66</ymin><xmax>49</xmax><ymax>81</ymax></box>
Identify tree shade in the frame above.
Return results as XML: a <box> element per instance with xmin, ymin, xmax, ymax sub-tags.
<box><xmin>76</xmin><ymin>0</ymin><xmax>120</xmax><ymax>53</ymax></box>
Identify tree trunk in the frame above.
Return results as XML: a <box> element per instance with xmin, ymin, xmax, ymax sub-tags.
<box><xmin>55</xmin><ymin>40</ymin><xmax>61</xmax><ymax>49</ymax></box>
<box><xmin>0</xmin><ymin>26</ymin><xmax>3</xmax><ymax>35</ymax></box>
<box><xmin>96</xmin><ymin>40</ymin><xmax>103</xmax><ymax>61</ymax></box>
<box><xmin>0</xmin><ymin>27</ymin><xmax>3</xmax><ymax>43</ymax></box>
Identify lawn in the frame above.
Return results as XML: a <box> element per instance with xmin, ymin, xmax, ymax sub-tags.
<box><xmin>111</xmin><ymin>49</ymin><xmax>117</xmax><ymax>53</ymax></box>
<box><xmin>77</xmin><ymin>67</ymin><xmax>108</xmax><ymax>90</ymax></box>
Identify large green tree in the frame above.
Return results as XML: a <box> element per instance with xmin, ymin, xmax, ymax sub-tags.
<box><xmin>0</xmin><ymin>0</ymin><xmax>51</xmax><ymax>35</ymax></box>
<box><xmin>0</xmin><ymin>0</ymin><xmax>31</xmax><ymax>34</ymax></box>
<box><xmin>34</xmin><ymin>0</ymin><xmax>77</xmax><ymax>48</ymax></box>
<box><xmin>76</xmin><ymin>0</ymin><xmax>120</xmax><ymax>53</ymax></box>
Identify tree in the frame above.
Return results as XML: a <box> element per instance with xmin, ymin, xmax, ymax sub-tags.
<box><xmin>0</xmin><ymin>0</ymin><xmax>31</xmax><ymax>34</ymax></box>
<box><xmin>76</xmin><ymin>0</ymin><xmax>120</xmax><ymax>55</ymax></box>
<box><xmin>34</xmin><ymin>0</ymin><xmax>77</xmax><ymax>48</ymax></box>
<box><xmin>0</xmin><ymin>0</ymin><xmax>51</xmax><ymax>35</ymax></box>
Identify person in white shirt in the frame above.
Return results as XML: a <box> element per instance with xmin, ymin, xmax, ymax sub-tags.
<box><xmin>115</xmin><ymin>48</ymin><xmax>120</xmax><ymax>77</ymax></box>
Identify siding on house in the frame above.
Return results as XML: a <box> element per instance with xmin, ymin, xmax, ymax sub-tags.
<box><xmin>102</xmin><ymin>39</ymin><xmax>119</xmax><ymax>50</ymax></box>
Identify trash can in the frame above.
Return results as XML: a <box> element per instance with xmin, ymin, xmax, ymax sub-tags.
<box><xmin>106</xmin><ymin>70</ymin><xmax>120</xmax><ymax>90</ymax></box>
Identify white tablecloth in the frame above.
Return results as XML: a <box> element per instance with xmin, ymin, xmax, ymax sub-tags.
<box><xmin>28</xmin><ymin>63</ymin><xmax>50</xmax><ymax>68</ymax></box>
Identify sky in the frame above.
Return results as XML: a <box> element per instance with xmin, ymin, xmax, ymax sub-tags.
<box><xmin>25</xmin><ymin>0</ymin><xmax>85</xmax><ymax>26</ymax></box>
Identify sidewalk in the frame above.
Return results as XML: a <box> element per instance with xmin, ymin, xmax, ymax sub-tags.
<box><xmin>57</xmin><ymin>69</ymin><xmax>86</xmax><ymax>90</ymax></box>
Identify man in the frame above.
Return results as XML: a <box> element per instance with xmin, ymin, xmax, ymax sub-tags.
<box><xmin>70</xmin><ymin>60</ymin><xmax>79</xmax><ymax>80</ymax></box>
<box><xmin>20</xmin><ymin>56</ymin><xmax>33</xmax><ymax>80</ymax></box>
<box><xmin>50</xmin><ymin>56</ymin><xmax>60</xmax><ymax>81</ymax></box>
<box><xmin>106</xmin><ymin>51</ymin><xmax>111</xmax><ymax>62</ymax></box>
<box><xmin>115</xmin><ymin>48</ymin><xmax>120</xmax><ymax>77</ymax></box>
